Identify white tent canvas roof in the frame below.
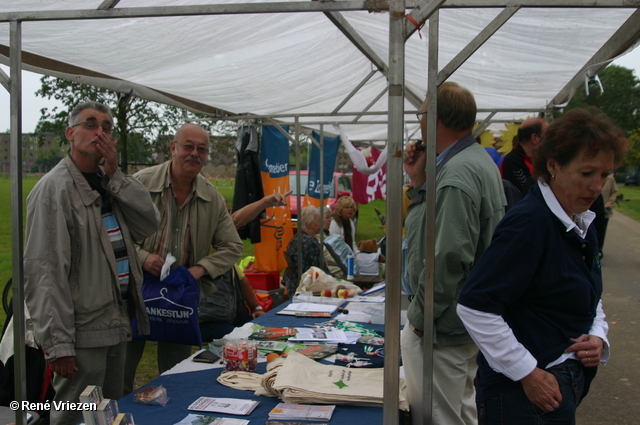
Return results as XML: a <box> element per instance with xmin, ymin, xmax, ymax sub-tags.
<box><xmin>2</xmin><ymin>1</ymin><xmax>639</xmax><ymax>142</ymax></box>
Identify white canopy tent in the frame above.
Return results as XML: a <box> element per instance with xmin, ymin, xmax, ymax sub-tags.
<box><xmin>2</xmin><ymin>2</ymin><xmax>640</xmax><ymax>425</ymax></box>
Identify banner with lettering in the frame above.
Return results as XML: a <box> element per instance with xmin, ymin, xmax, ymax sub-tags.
<box><xmin>352</xmin><ymin>146</ymin><xmax>386</xmax><ymax>204</ymax></box>
<box><xmin>253</xmin><ymin>126</ymin><xmax>294</xmax><ymax>272</ymax></box>
<box><xmin>306</xmin><ymin>131</ymin><xmax>340</xmax><ymax>207</ymax></box>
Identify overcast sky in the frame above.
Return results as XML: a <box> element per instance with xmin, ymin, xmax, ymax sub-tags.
<box><xmin>2</xmin><ymin>47</ymin><xmax>640</xmax><ymax>133</ymax></box>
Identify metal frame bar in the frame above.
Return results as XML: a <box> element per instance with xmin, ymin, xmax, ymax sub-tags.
<box><xmin>474</xmin><ymin>111</ymin><xmax>498</xmax><ymax>137</ymax></box>
<box><xmin>332</xmin><ymin>69</ymin><xmax>379</xmax><ymax>114</ymax></box>
<box><xmin>0</xmin><ymin>67</ymin><xmax>10</xmax><ymax>92</ymax></box>
<box><xmin>352</xmin><ymin>86</ymin><xmax>389</xmax><ymax>123</ymax></box>
<box><xmin>2</xmin><ymin>0</ymin><xmax>637</xmax><ymax>22</ymax></box>
<box><xmin>383</xmin><ymin>1</ymin><xmax>405</xmax><ymax>424</ymax></box>
<box><xmin>98</xmin><ymin>0</ymin><xmax>121</xmax><ymax>10</ymax></box>
<box><xmin>549</xmin><ymin>8</ymin><xmax>640</xmax><ymax>107</ymax></box>
<box><xmin>10</xmin><ymin>18</ymin><xmax>28</xmax><ymax>425</ymax></box>
<box><xmin>437</xmin><ymin>5</ymin><xmax>520</xmax><ymax>85</ymax></box>
<box><xmin>220</xmin><ymin>107</ymin><xmax>554</xmax><ymax>120</ymax></box>
<box><xmin>324</xmin><ymin>10</ymin><xmax>423</xmax><ymax>109</ymax></box>
<box><xmin>419</xmin><ymin>9</ymin><xmax>439</xmax><ymax>424</ymax></box>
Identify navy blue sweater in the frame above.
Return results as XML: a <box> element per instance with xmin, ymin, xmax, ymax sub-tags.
<box><xmin>458</xmin><ymin>184</ymin><xmax>602</xmax><ymax>401</ymax></box>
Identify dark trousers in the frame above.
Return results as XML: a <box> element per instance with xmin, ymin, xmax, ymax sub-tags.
<box><xmin>478</xmin><ymin>360</ymin><xmax>591</xmax><ymax>425</ymax></box>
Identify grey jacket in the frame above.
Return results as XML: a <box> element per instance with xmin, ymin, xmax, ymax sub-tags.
<box><xmin>24</xmin><ymin>156</ymin><xmax>159</xmax><ymax>361</ymax></box>
<box><xmin>405</xmin><ymin>141</ymin><xmax>505</xmax><ymax>346</ymax></box>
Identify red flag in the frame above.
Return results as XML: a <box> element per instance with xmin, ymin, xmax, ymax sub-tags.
<box><xmin>352</xmin><ymin>147</ymin><xmax>386</xmax><ymax>204</ymax></box>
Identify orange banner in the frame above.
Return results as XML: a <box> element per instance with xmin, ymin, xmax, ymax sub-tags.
<box><xmin>253</xmin><ymin>126</ymin><xmax>294</xmax><ymax>272</ymax></box>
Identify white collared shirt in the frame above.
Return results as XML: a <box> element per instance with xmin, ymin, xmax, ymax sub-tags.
<box><xmin>457</xmin><ymin>179</ymin><xmax>609</xmax><ymax>382</ymax></box>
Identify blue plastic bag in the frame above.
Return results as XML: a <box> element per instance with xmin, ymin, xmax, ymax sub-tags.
<box><xmin>132</xmin><ymin>266</ymin><xmax>202</xmax><ymax>347</ymax></box>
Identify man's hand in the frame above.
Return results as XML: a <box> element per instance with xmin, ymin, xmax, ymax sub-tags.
<box><xmin>49</xmin><ymin>356</ymin><xmax>78</xmax><ymax>380</ymax></box>
<box><xmin>95</xmin><ymin>132</ymin><xmax>119</xmax><ymax>178</ymax></box>
<box><xmin>520</xmin><ymin>367</ymin><xmax>562</xmax><ymax>412</ymax></box>
<box><xmin>188</xmin><ymin>265</ymin><xmax>207</xmax><ymax>280</ymax></box>
<box><xmin>403</xmin><ymin>141</ymin><xmax>427</xmax><ymax>187</ymax></box>
<box><xmin>565</xmin><ymin>334</ymin><xmax>604</xmax><ymax>367</ymax></box>
<box><xmin>143</xmin><ymin>253</ymin><xmax>165</xmax><ymax>277</ymax></box>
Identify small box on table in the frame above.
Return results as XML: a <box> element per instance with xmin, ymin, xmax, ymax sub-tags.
<box><xmin>245</xmin><ymin>272</ymin><xmax>280</xmax><ymax>291</ymax></box>
<box><xmin>256</xmin><ymin>287</ymin><xmax>285</xmax><ymax>308</ymax></box>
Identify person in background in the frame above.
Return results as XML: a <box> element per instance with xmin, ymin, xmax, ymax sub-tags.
<box><xmin>124</xmin><ymin>123</ymin><xmax>243</xmax><ymax>395</ymax></box>
<box><xmin>458</xmin><ymin>107</ymin><xmax>628</xmax><ymax>424</ymax></box>
<box><xmin>601</xmin><ymin>173</ymin><xmax>618</xmax><ymax>257</ymax></box>
<box><xmin>282</xmin><ymin>206</ymin><xmax>331</xmax><ymax>296</ymax></box>
<box><xmin>501</xmin><ymin>117</ymin><xmax>548</xmax><ymax>197</ymax></box>
<box><xmin>356</xmin><ymin>239</ymin><xmax>385</xmax><ymax>276</ymax></box>
<box><xmin>322</xmin><ymin>206</ymin><xmax>332</xmax><ymax>236</ymax></box>
<box><xmin>318</xmin><ymin>206</ymin><xmax>342</xmax><ymax>276</ymax></box>
<box><xmin>24</xmin><ymin>101</ymin><xmax>160</xmax><ymax>425</ymax></box>
<box><xmin>402</xmin><ymin>82</ymin><xmax>506</xmax><ymax>425</ymax></box>
<box><xmin>329</xmin><ymin>196</ymin><xmax>358</xmax><ymax>253</ymax></box>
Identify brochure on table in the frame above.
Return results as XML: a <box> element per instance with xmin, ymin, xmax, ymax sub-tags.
<box><xmin>187</xmin><ymin>397</ymin><xmax>259</xmax><ymax>416</ymax></box>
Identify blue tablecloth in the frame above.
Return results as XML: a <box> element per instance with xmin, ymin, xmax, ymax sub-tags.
<box><xmin>118</xmin><ymin>300</ymin><xmax>389</xmax><ymax>424</ymax></box>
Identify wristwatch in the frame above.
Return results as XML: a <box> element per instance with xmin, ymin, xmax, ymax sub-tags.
<box><xmin>253</xmin><ymin>306</ymin><xmax>264</xmax><ymax>312</ymax></box>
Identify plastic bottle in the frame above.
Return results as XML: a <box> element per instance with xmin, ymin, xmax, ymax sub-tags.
<box><xmin>346</xmin><ymin>252</ymin><xmax>355</xmax><ymax>280</ymax></box>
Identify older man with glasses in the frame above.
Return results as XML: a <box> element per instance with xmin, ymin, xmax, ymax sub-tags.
<box><xmin>123</xmin><ymin>123</ymin><xmax>243</xmax><ymax>395</ymax></box>
<box><xmin>24</xmin><ymin>101</ymin><xmax>160</xmax><ymax>425</ymax></box>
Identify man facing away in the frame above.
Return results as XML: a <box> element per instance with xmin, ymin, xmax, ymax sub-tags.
<box><xmin>123</xmin><ymin>123</ymin><xmax>243</xmax><ymax>394</ymax></box>
<box><xmin>401</xmin><ymin>82</ymin><xmax>506</xmax><ymax>425</ymax></box>
<box><xmin>500</xmin><ymin>117</ymin><xmax>548</xmax><ymax>197</ymax></box>
<box><xmin>24</xmin><ymin>101</ymin><xmax>160</xmax><ymax>425</ymax></box>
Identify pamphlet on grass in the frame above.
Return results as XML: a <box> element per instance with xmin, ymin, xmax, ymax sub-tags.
<box><xmin>268</xmin><ymin>403</ymin><xmax>335</xmax><ymax>421</ymax></box>
<box><xmin>187</xmin><ymin>397</ymin><xmax>259</xmax><ymax>416</ymax></box>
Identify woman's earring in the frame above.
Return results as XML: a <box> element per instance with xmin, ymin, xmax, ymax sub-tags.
<box><xmin>552</xmin><ymin>174</ymin><xmax>556</xmax><ymax>179</ymax></box>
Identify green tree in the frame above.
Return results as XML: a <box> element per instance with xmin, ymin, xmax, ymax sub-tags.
<box><xmin>565</xmin><ymin>64</ymin><xmax>640</xmax><ymax>134</ymax></box>
<box><xmin>34</xmin><ymin>76</ymin><xmax>237</xmax><ymax>172</ymax></box>
<box><xmin>34</xmin><ymin>144</ymin><xmax>66</xmax><ymax>173</ymax></box>
<box><xmin>625</xmin><ymin>130</ymin><xmax>640</xmax><ymax>168</ymax></box>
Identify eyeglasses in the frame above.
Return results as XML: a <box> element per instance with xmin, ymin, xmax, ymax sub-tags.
<box><xmin>175</xmin><ymin>141</ymin><xmax>209</xmax><ymax>156</ymax></box>
<box><xmin>72</xmin><ymin>120</ymin><xmax>113</xmax><ymax>134</ymax></box>
<box><xmin>415</xmin><ymin>112</ymin><xmax>427</xmax><ymax>121</ymax></box>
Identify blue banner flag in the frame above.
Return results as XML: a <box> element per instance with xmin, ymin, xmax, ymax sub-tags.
<box><xmin>260</xmin><ymin>125</ymin><xmax>290</xmax><ymax>177</ymax></box>
<box><xmin>307</xmin><ymin>131</ymin><xmax>340</xmax><ymax>201</ymax></box>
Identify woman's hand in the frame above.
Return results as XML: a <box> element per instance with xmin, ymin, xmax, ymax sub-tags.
<box><xmin>565</xmin><ymin>334</ymin><xmax>604</xmax><ymax>367</ymax></box>
<box><xmin>520</xmin><ymin>367</ymin><xmax>562</xmax><ymax>412</ymax></box>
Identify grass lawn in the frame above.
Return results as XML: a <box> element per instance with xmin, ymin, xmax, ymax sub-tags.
<box><xmin>614</xmin><ymin>184</ymin><xmax>640</xmax><ymax>222</ymax></box>
<box><xmin>0</xmin><ymin>176</ymin><xmax>386</xmax><ymax>389</ymax></box>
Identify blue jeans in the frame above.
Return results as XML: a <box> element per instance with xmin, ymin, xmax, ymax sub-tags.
<box><xmin>478</xmin><ymin>360</ymin><xmax>590</xmax><ymax>425</ymax></box>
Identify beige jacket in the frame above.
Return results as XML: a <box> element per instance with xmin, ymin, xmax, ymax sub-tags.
<box><xmin>24</xmin><ymin>156</ymin><xmax>159</xmax><ymax>361</ymax></box>
<box><xmin>133</xmin><ymin>161</ymin><xmax>243</xmax><ymax>298</ymax></box>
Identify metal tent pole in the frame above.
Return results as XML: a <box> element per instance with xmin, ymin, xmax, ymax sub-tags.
<box><xmin>420</xmin><ymin>8</ymin><xmax>440</xmax><ymax>425</ymax></box>
<box><xmin>10</xmin><ymin>18</ymin><xmax>28</xmax><ymax>425</ymax></box>
<box><xmin>383</xmin><ymin>0</ymin><xmax>404</xmax><ymax>424</ymax></box>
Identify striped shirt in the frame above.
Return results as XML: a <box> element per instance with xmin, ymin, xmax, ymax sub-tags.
<box><xmin>153</xmin><ymin>166</ymin><xmax>194</xmax><ymax>267</ymax></box>
<box><xmin>82</xmin><ymin>171</ymin><xmax>130</xmax><ymax>299</ymax></box>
